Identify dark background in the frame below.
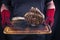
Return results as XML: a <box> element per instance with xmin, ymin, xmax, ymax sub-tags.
<box><xmin>0</xmin><ymin>0</ymin><xmax>60</xmax><ymax>40</ymax></box>
<box><xmin>52</xmin><ymin>0</ymin><xmax>60</xmax><ymax>40</ymax></box>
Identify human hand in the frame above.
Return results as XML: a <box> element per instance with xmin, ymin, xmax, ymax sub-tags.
<box><xmin>45</xmin><ymin>17</ymin><xmax>54</xmax><ymax>28</ymax></box>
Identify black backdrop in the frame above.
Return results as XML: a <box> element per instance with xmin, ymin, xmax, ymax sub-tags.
<box><xmin>0</xmin><ymin>0</ymin><xmax>60</xmax><ymax>40</ymax></box>
<box><xmin>52</xmin><ymin>0</ymin><xmax>60</xmax><ymax>40</ymax></box>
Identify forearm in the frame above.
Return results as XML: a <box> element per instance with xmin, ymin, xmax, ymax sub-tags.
<box><xmin>1</xmin><ymin>4</ymin><xmax>11</xmax><ymax>28</ymax></box>
<box><xmin>46</xmin><ymin>0</ymin><xmax>55</xmax><ymax>18</ymax></box>
<box><xmin>46</xmin><ymin>0</ymin><xmax>55</xmax><ymax>27</ymax></box>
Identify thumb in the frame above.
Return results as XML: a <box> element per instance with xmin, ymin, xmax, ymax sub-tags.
<box><xmin>44</xmin><ymin>19</ymin><xmax>49</xmax><ymax>26</ymax></box>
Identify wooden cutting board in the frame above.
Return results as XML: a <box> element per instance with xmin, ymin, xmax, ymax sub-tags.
<box><xmin>3</xmin><ymin>25</ymin><xmax>52</xmax><ymax>34</ymax></box>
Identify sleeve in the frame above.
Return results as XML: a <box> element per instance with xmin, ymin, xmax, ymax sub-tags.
<box><xmin>45</xmin><ymin>0</ymin><xmax>55</xmax><ymax>27</ymax></box>
<box><xmin>1</xmin><ymin>0</ymin><xmax>12</xmax><ymax>28</ymax></box>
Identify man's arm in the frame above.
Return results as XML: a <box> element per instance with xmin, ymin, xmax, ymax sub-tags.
<box><xmin>1</xmin><ymin>4</ymin><xmax>12</xmax><ymax>28</ymax></box>
<box><xmin>46</xmin><ymin>0</ymin><xmax>55</xmax><ymax>27</ymax></box>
